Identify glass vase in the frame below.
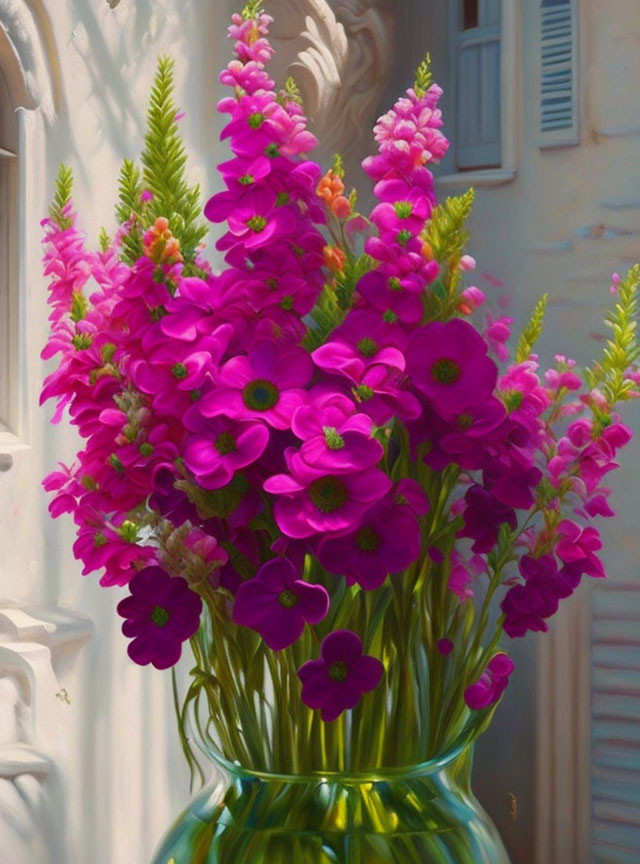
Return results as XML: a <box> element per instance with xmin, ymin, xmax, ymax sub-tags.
<box><xmin>151</xmin><ymin>725</ymin><xmax>510</xmax><ymax>863</ymax></box>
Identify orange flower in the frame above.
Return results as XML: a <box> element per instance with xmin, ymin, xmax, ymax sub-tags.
<box><xmin>323</xmin><ymin>244</ymin><xmax>347</xmax><ymax>273</ymax></box>
<box><xmin>143</xmin><ymin>217</ymin><xmax>184</xmax><ymax>265</ymax></box>
<box><xmin>316</xmin><ymin>170</ymin><xmax>345</xmax><ymax>203</ymax></box>
<box><xmin>330</xmin><ymin>195</ymin><xmax>352</xmax><ymax>219</ymax></box>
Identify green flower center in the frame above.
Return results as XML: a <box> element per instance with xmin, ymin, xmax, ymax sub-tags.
<box><xmin>151</xmin><ymin>605</ymin><xmax>170</xmax><ymax>627</ymax></box>
<box><xmin>139</xmin><ymin>443</ymin><xmax>154</xmax><ymax>457</ymax></box>
<box><xmin>215</xmin><ymin>432</ymin><xmax>237</xmax><ymax>455</ymax></box>
<box><xmin>430</xmin><ymin>358</ymin><xmax>462</xmax><ymax>385</ymax></box>
<box><xmin>394</xmin><ymin>201</ymin><xmax>413</xmax><ymax>219</ymax></box>
<box><xmin>354</xmin><ymin>385</ymin><xmax>374</xmax><ymax>402</ymax></box>
<box><xmin>281</xmin><ymin>295</ymin><xmax>294</xmax><ymax>310</ymax></box>
<box><xmin>242</xmin><ymin>379</ymin><xmax>279</xmax><ymax>411</ymax></box>
<box><xmin>501</xmin><ymin>390</ymin><xmax>524</xmax><ymax>412</ymax></box>
<box><xmin>246</xmin><ymin>215</ymin><xmax>267</xmax><ymax>233</ymax></box>
<box><xmin>276</xmin><ymin>192</ymin><xmax>290</xmax><ymax>206</ymax></box>
<box><xmin>266</xmin><ymin>277</ymin><xmax>279</xmax><ymax>291</ymax></box>
<box><xmin>109</xmin><ymin>454</ymin><xmax>124</xmax><ymax>472</ymax></box>
<box><xmin>388</xmin><ymin>277</ymin><xmax>403</xmax><ymax>292</ymax></box>
<box><xmin>118</xmin><ymin>520</ymin><xmax>140</xmax><ymax>543</ymax></box>
<box><xmin>356</xmin><ymin>525</ymin><xmax>380</xmax><ymax>552</ymax></box>
<box><xmin>457</xmin><ymin>413</ymin><xmax>474</xmax><ymax>430</ymax></box>
<box><xmin>93</xmin><ymin>532</ymin><xmax>107</xmax><ymax>548</ymax></box>
<box><xmin>329</xmin><ymin>661</ymin><xmax>348</xmax><ymax>682</ymax></box>
<box><xmin>323</xmin><ymin>426</ymin><xmax>345</xmax><ymax>450</ymax></box>
<box><xmin>308</xmin><ymin>477</ymin><xmax>349</xmax><ymax>514</ymax></box>
<box><xmin>396</xmin><ymin>229</ymin><xmax>413</xmax><ymax>247</ymax></box>
<box><xmin>190</xmin><ymin>389</ymin><xmax>202</xmax><ymax>402</ymax></box>
<box><xmin>248</xmin><ymin>112</ymin><xmax>265</xmax><ymax>129</ymax></box>
<box><xmin>239</xmin><ymin>174</ymin><xmax>255</xmax><ymax>185</ymax></box>
<box><xmin>383</xmin><ymin>309</ymin><xmax>397</xmax><ymax>324</ymax></box>
<box><xmin>278</xmin><ymin>589</ymin><xmax>298</xmax><ymax>609</ymax></box>
<box><xmin>357</xmin><ymin>338</ymin><xmax>379</xmax><ymax>358</ymax></box>
<box><xmin>172</xmin><ymin>363</ymin><xmax>188</xmax><ymax>380</ymax></box>
<box><xmin>265</xmin><ymin>143</ymin><xmax>280</xmax><ymax>157</ymax></box>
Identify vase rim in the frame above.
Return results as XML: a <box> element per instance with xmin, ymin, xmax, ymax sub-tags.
<box><xmin>202</xmin><ymin>706</ymin><xmax>493</xmax><ymax>784</ymax></box>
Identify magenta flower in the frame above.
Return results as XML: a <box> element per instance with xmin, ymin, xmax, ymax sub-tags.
<box><xmin>183</xmin><ymin>416</ymin><xmax>270</xmax><ymax>490</ymax></box>
<box><xmin>116</xmin><ymin>566</ymin><xmax>202</xmax><ymax>669</ymax></box>
<box><xmin>264</xmin><ymin>455</ymin><xmax>392</xmax><ymax>539</ymax></box>
<box><xmin>298</xmin><ymin>630</ymin><xmax>384</xmax><ymax>721</ymax></box>
<box><xmin>233</xmin><ymin>558</ymin><xmax>329</xmax><ymax>650</ymax></box>
<box><xmin>317</xmin><ymin>495</ymin><xmax>422</xmax><ymax>590</ymax></box>
<box><xmin>197</xmin><ymin>340</ymin><xmax>313</xmax><ymax>431</ymax></box>
<box><xmin>458</xmin><ymin>485</ymin><xmax>517</xmax><ymax>554</ymax></box>
<box><xmin>464</xmin><ymin>653</ymin><xmax>514</xmax><ymax>710</ymax></box>
<box><xmin>501</xmin><ymin>555</ymin><xmax>567</xmax><ymax>638</ymax></box>
<box><xmin>406</xmin><ymin>319</ymin><xmax>498</xmax><ymax>413</ymax></box>
<box><xmin>555</xmin><ymin>520</ymin><xmax>605</xmax><ymax>579</ymax></box>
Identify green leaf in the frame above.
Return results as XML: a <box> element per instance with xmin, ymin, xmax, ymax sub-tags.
<box><xmin>48</xmin><ymin>164</ymin><xmax>74</xmax><ymax>229</ymax></box>
<box><xmin>414</xmin><ymin>53</ymin><xmax>433</xmax><ymax>99</ymax></box>
<box><xmin>241</xmin><ymin>0</ymin><xmax>263</xmax><ymax>20</ymax></box>
<box><xmin>515</xmin><ymin>293</ymin><xmax>548</xmax><ymax>363</ymax></box>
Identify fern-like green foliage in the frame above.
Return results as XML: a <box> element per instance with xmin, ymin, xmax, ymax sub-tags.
<box><xmin>304</xmin><ymin>254</ymin><xmax>374</xmax><ymax>351</ymax></box>
<box><xmin>586</xmin><ymin>264</ymin><xmax>640</xmax><ymax>407</ymax></box>
<box><xmin>424</xmin><ymin>189</ymin><xmax>475</xmax><ymax>269</ymax></box>
<box><xmin>515</xmin><ymin>293</ymin><xmax>548</xmax><ymax>363</ymax></box>
<box><xmin>115</xmin><ymin>57</ymin><xmax>207</xmax><ymax>267</ymax></box>
<box><xmin>140</xmin><ymin>57</ymin><xmax>207</xmax><ymax>262</ymax></box>
<box><xmin>49</xmin><ymin>164</ymin><xmax>74</xmax><ymax>229</ymax></box>
<box><xmin>241</xmin><ymin>0</ymin><xmax>263</xmax><ymax>20</ymax></box>
<box><xmin>115</xmin><ymin>158</ymin><xmax>144</xmax><ymax>263</ymax></box>
<box><xmin>283</xmin><ymin>76</ymin><xmax>303</xmax><ymax>105</ymax></box>
<box><xmin>332</xmin><ymin>153</ymin><xmax>345</xmax><ymax>180</ymax></box>
<box><xmin>414</xmin><ymin>53</ymin><xmax>433</xmax><ymax>99</ymax></box>
<box><xmin>98</xmin><ymin>226</ymin><xmax>111</xmax><ymax>253</ymax></box>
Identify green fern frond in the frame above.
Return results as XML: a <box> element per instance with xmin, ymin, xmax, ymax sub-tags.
<box><xmin>284</xmin><ymin>76</ymin><xmax>303</xmax><ymax>105</ymax></box>
<box><xmin>424</xmin><ymin>189</ymin><xmax>475</xmax><ymax>267</ymax></box>
<box><xmin>586</xmin><ymin>264</ymin><xmax>640</xmax><ymax>407</ymax></box>
<box><xmin>241</xmin><ymin>0</ymin><xmax>263</xmax><ymax>20</ymax></box>
<box><xmin>515</xmin><ymin>294</ymin><xmax>548</xmax><ymax>363</ymax></box>
<box><xmin>332</xmin><ymin>153</ymin><xmax>345</xmax><ymax>180</ymax></box>
<box><xmin>115</xmin><ymin>159</ymin><xmax>143</xmax><ymax>264</ymax></box>
<box><xmin>49</xmin><ymin>164</ymin><xmax>74</xmax><ymax>229</ymax></box>
<box><xmin>304</xmin><ymin>254</ymin><xmax>374</xmax><ymax>350</ymax></box>
<box><xmin>414</xmin><ymin>53</ymin><xmax>433</xmax><ymax>99</ymax></box>
<box><xmin>98</xmin><ymin>226</ymin><xmax>111</xmax><ymax>252</ymax></box>
<box><xmin>139</xmin><ymin>56</ymin><xmax>207</xmax><ymax>264</ymax></box>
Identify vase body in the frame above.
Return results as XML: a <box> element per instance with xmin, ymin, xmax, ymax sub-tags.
<box><xmin>151</xmin><ymin>746</ymin><xmax>510</xmax><ymax>864</ymax></box>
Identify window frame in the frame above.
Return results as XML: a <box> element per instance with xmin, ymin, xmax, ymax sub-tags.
<box><xmin>437</xmin><ymin>0</ymin><xmax>519</xmax><ymax>190</ymax></box>
<box><xmin>537</xmin><ymin>0</ymin><xmax>580</xmax><ymax>149</ymax></box>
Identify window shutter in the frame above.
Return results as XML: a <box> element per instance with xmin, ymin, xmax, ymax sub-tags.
<box><xmin>539</xmin><ymin>0</ymin><xmax>579</xmax><ymax>147</ymax></box>
<box><xmin>456</xmin><ymin>0</ymin><xmax>501</xmax><ymax>170</ymax></box>
<box><xmin>592</xmin><ymin>584</ymin><xmax>640</xmax><ymax>861</ymax></box>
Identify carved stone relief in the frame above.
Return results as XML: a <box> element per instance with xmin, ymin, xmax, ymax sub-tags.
<box><xmin>266</xmin><ymin>0</ymin><xmax>395</xmax><ymax>174</ymax></box>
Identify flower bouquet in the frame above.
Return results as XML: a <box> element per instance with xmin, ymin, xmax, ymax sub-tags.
<box><xmin>41</xmin><ymin>3</ymin><xmax>640</xmax><ymax>862</ymax></box>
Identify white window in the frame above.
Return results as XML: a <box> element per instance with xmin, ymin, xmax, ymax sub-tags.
<box><xmin>539</xmin><ymin>0</ymin><xmax>579</xmax><ymax>147</ymax></box>
<box><xmin>455</xmin><ymin>0</ymin><xmax>502</xmax><ymax>170</ymax></box>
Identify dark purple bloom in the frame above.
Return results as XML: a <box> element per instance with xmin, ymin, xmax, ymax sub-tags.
<box><xmin>465</xmin><ymin>653</ymin><xmax>514</xmax><ymax>710</ymax></box>
<box><xmin>233</xmin><ymin>558</ymin><xmax>329</xmax><ymax>650</ymax></box>
<box><xmin>117</xmin><ymin>566</ymin><xmax>202</xmax><ymax>670</ymax></box>
<box><xmin>406</xmin><ymin>319</ymin><xmax>498</xmax><ymax>413</ymax></box>
<box><xmin>458</xmin><ymin>485</ymin><xmax>517</xmax><ymax>554</ymax></box>
<box><xmin>501</xmin><ymin>555</ymin><xmax>564</xmax><ymax>638</ymax></box>
<box><xmin>317</xmin><ymin>495</ymin><xmax>422</xmax><ymax>590</ymax></box>
<box><xmin>298</xmin><ymin>630</ymin><xmax>384</xmax><ymax>722</ymax></box>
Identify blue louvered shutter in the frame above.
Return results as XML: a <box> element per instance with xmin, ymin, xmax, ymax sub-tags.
<box><xmin>592</xmin><ymin>582</ymin><xmax>640</xmax><ymax>862</ymax></box>
<box><xmin>539</xmin><ymin>0</ymin><xmax>579</xmax><ymax>146</ymax></box>
<box><xmin>456</xmin><ymin>0</ymin><xmax>502</xmax><ymax>170</ymax></box>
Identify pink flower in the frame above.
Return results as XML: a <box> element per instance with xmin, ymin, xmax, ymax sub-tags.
<box><xmin>197</xmin><ymin>340</ymin><xmax>313</xmax><ymax>431</ymax></box>
<box><xmin>465</xmin><ymin>653</ymin><xmax>514</xmax><ymax>710</ymax></box>
<box><xmin>183</xmin><ymin>416</ymin><xmax>270</xmax><ymax>490</ymax></box>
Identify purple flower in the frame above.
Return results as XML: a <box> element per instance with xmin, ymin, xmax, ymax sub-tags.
<box><xmin>317</xmin><ymin>495</ymin><xmax>422</xmax><ymax>590</ymax></box>
<box><xmin>406</xmin><ymin>319</ymin><xmax>498</xmax><ymax>413</ymax></box>
<box><xmin>458</xmin><ymin>485</ymin><xmax>517</xmax><ymax>554</ymax></box>
<box><xmin>298</xmin><ymin>630</ymin><xmax>384</xmax><ymax>721</ymax></box>
<box><xmin>116</xmin><ymin>566</ymin><xmax>202</xmax><ymax>669</ymax></box>
<box><xmin>555</xmin><ymin>520</ymin><xmax>606</xmax><ymax>579</ymax></box>
<box><xmin>233</xmin><ymin>558</ymin><xmax>329</xmax><ymax>650</ymax></box>
<box><xmin>197</xmin><ymin>340</ymin><xmax>313</xmax><ymax>431</ymax></box>
<box><xmin>264</xmin><ymin>455</ymin><xmax>392</xmax><ymax>540</ymax></box>
<box><xmin>183</xmin><ymin>416</ymin><xmax>270</xmax><ymax>490</ymax></box>
<box><xmin>465</xmin><ymin>653</ymin><xmax>514</xmax><ymax>710</ymax></box>
<box><xmin>501</xmin><ymin>555</ymin><xmax>566</xmax><ymax>638</ymax></box>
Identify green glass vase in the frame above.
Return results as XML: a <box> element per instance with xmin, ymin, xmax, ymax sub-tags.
<box><xmin>151</xmin><ymin>727</ymin><xmax>510</xmax><ymax>864</ymax></box>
